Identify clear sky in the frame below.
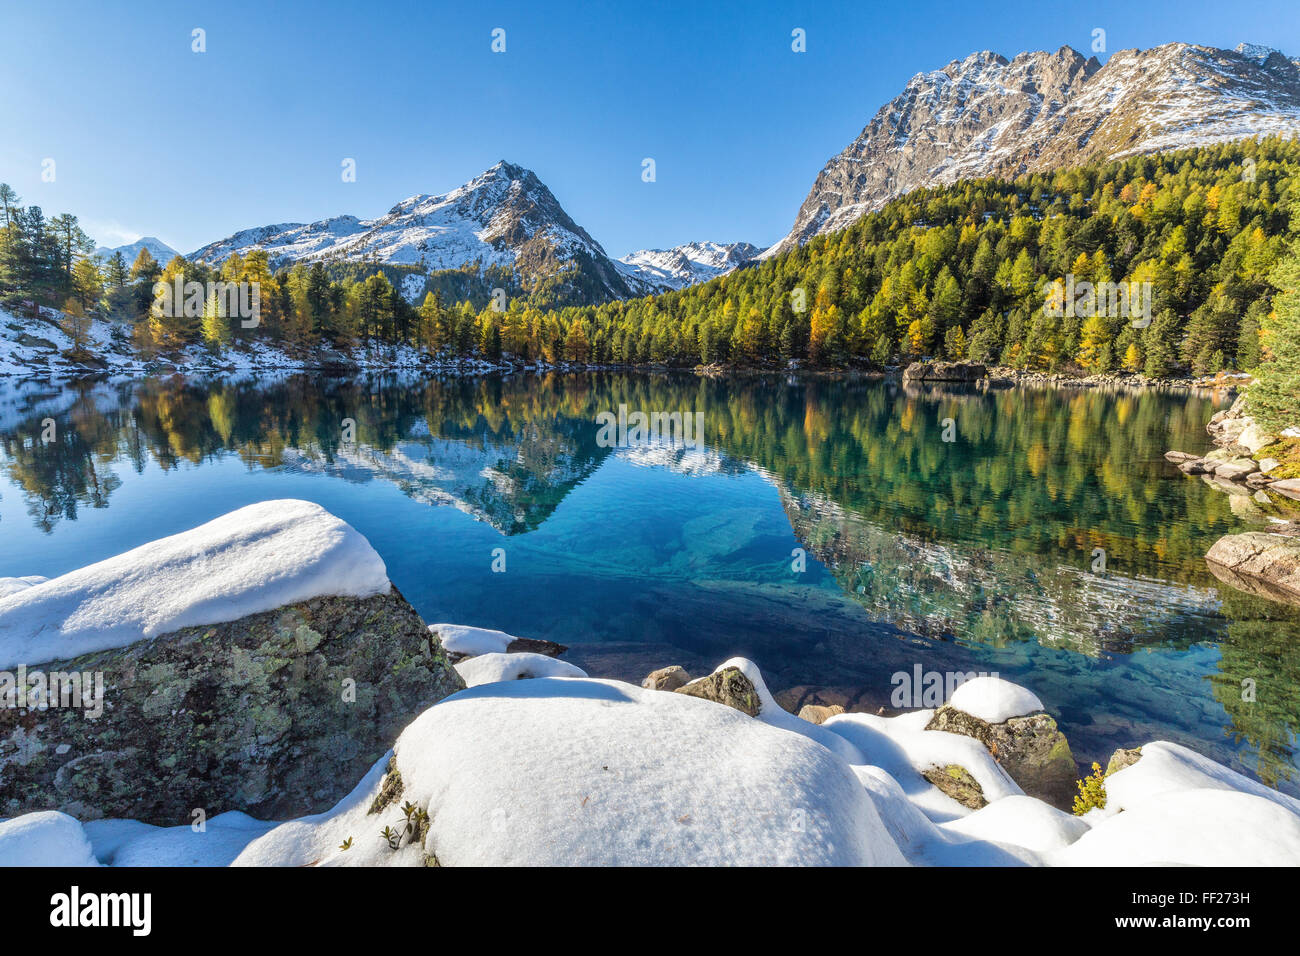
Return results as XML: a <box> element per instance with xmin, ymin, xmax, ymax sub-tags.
<box><xmin>2</xmin><ymin>0</ymin><xmax>1297</xmax><ymax>258</ymax></box>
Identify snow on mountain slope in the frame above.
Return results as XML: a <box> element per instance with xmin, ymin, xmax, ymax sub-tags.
<box><xmin>190</xmin><ymin>162</ymin><xmax>653</xmax><ymax>303</ymax></box>
<box><xmin>765</xmin><ymin>41</ymin><xmax>1300</xmax><ymax>257</ymax></box>
<box><xmin>93</xmin><ymin>237</ymin><xmax>180</xmax><ymax>265</ymax></box>
<box><xmin>616</xmin><ymin>241</ymin><xmax>763</xmax><ymax>290</ymax></box>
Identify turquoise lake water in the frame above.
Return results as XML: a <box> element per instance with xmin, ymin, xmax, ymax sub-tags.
<box><xmin>1</xmin><ymin>371</ymin><xmax>1296</xmax><ymax>794</ymax></box>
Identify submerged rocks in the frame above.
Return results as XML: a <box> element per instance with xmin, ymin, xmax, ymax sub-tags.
<box><xmin>674</xmin><ymin>666</ymin><xmax>762</xmax><ymax>717</ymax></box>
<box><xmin>1206</xmin><ymin>532</ymin><xmax>1300</xmax><ymax>606</ymax></box>
<box><xmin>926</xmin><ymin>703</ymin><xmax>1078</xmax><ymax>810</ymax></box>
<box><xmin>0</xmin><ymin>588</ymin><xmax>465</xmax><ymax>825</ymax></box>
<box><xmin>901</xmin><ymin>360</ymin><xmax>986</xmax><ymax>384</ymax></box>
<box><xmin>797</xmin><ymin>703</ymin><xmax>846</xmax><ymax>725</ymax></box>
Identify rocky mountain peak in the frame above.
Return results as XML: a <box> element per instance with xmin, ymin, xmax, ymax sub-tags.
<box><xmin>764</xmin><ymin>40</ymin><xmax>1300</xmax><ymax>258</ymax></box>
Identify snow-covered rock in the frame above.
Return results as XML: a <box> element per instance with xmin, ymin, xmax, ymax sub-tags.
<box><xmin>947</xmin><ymin>675</ymin><xmax>1044</xmax><ymax>723</ymax></box>
<box><xmin>454</xmin><ymin>651</ymin><xmax>587</xmax><ymax>687</ymax></box>
<box><xmin>0</xmin><ymin>811</ymin><xmax>98</xmax><ymax>866</ymax></box>
<box><xmin>1057</xmin><ymin>789</ymin><xmax>1300</xmax><ymax>866</ymax></box>
<box><xmin>428</xmin><ymin>622</ymin><xmax>516</xmax><ymax>657</ymax></box>
<box><xmin>2</xmin><ymin>662</ymin><xmax>1296</xmax><ymax>866</ymax></box>
<box><xmin>234</xmin><ymin>676</ymin><xmax>909</xmax><ymax>867</ymax></box>
<box><xmin>0</xmin><ymin>499</ymin><xmax>389</xmax><ymax>668</ymax></box>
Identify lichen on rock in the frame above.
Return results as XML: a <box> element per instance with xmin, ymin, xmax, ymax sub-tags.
<box><xmin>0</xmin><ymin>589</ymin><xmax>464</xmax><ymax>825</ymax></box>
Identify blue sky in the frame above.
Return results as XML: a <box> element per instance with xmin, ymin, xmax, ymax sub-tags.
<box><xmin>2</xmin><ymin>0</ymin><xmax>1297</xmax><ymax>258</ymax></box>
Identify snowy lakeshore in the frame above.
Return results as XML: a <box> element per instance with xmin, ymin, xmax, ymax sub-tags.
<box><xmin>1</xmin><ymin>501</ymin><xmax>1299</xmax><ymax>866</ymax></box>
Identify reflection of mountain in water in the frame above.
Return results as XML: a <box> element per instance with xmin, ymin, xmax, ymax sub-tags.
<box><xmin>780</xmin><ymin>485</ymin><xmax>1224</xmax><ymax>656</ymax></box>
<box><xmin>282</xmin><ymin>426</ymin><xmax>606</xmax><ymax>535</ymax></box>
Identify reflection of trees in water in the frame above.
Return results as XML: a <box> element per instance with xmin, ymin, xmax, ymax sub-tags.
<box><xmin>1209</xmin><ymin>588</ymin><xmax>1300</xmax><ymax>788</ymax></box>
<box><xmin>0</xmin><ymin>383</ymin><xmax>132</xmax><ymax>532</ymax></box>
<box><xmin>0</xmin><ymin>370</ymin><xmax>1297</xmax><ymax>782</ymax></box>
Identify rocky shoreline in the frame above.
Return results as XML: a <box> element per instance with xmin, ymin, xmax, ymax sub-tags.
<box><xmin>1161</xmin><ymin>395</ymin><xmax>1300</xmax><ymax>606</ymax></box>
<box><xmin>899</xmin><ymin>358</ymin><xmax>1243</xmax><ymax>392</ymax></box>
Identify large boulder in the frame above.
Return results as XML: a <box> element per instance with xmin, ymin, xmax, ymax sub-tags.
<box><xmin>925</xmin><ymin>704</ymin><xmax>1078</xmax><ymax>810</ymax></box>
<box><xmin>1206</xmin><ymin>532</ymin><xmax>1300</xmax><ymax>606</ymax></box>
<box><xmin>0</xmin><ymin>589</ymin><xmax>463</xmax><ymax>825</ymax></box>
<box><xmin>901</xmin><ymin>360</ymin><xmax>987</xmax><ymax>384</ymax></box>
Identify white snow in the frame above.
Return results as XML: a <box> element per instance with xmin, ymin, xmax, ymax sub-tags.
<box><xmin>0</xmin><ymin>811</ymin><xmax>98</xmax><ymax>866</ymax></box>
<box><xmin>942</xmin><ymin>795</ymin><xmax>1089</xmax><ymax>853</ymax></box>
<box><xmin>0</xmin><ymin>499</ymin><xmax>389</xmax><ymax>668</ymax></box>
<box><xmin>454</xmin><ymin>651</ymin><xmax>587</xmax><ymax>687</ymax></box>
<box><xmin>0</xmin><ymin>576</ymin><xmax>48</xmax><ymax>599</ymax></box>
<box><xmin>235</xmin><ymin>676</ymin><xmax>909</xmax><ymax>867</ymax></box>
<box><xmin>4</xmin><ymin>659</ymin><xmax>1299</xmax><ymax>867</ymax></box>
<box><xmin>1057</xmin><ymin>790</ymin><xmax>1300</xmax><ymax>866</ymax></box>
<box><xmin>1103</xmin><ymin>740</ymin><xmax>1300</xmax><ymax>817</ymax></box>
<box><xmin>429</xmin><ymin>622</ymin><xmax>515</xmax><ymax>656</ymax></box>
<box><xmin>83</xmin><ymin>813</ymin><xmax>277</xmax><ymax>867</ymax></box>
<box><xmin>947</xmin><ymin>675</ymin><xmax>1044</xmax><ymax>723</ymax></box>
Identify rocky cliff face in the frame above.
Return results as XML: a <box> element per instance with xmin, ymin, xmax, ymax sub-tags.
<box><xmin>0</xmin><ymin>589</ymin><xmax>464</xmax><ymax>825</ymax></box>
<box><xmin>766</xmin><ymin>41</ymin><xmax>1300</xmax><ymax>256</ymax></box>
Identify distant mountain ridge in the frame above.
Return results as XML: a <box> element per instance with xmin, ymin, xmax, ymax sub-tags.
<box><xmin>94</xmin><ymin>236</ymin><xmax>180</xmax><ymax>265</ymax></box>
<box><xmin>764</xmin><ymin>40</ymin><xmax>1300</xmax><ymax>257</ymax></box>
<box><xmin>190</xmin><ymin>161</ymin><xmax>664</xmax><ymax>304</ymax></box>
<box><xmin>616</xmin><ymin>241</ymin><xmax>764</xmax><ymax>291</ymax></box>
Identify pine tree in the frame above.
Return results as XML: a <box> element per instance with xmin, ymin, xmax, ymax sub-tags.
<box><xmin>1142</xmin><ymin>310</ymin><xmax>1180</xmax><ymax>378</ymax></box>
<box><xmin>1247</xmin><ymin>239</ymin><xmax>1300</xmax><ymax>430</ymax></box>
<box><xmin>105</xmin><ymin>251</ymin><xmax>128</xmax><ymax>288</ymax></box>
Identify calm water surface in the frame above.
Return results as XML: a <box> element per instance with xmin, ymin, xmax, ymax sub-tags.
<box><xmin>1</xmin><ymin>371</ymin><xmax>1296</xmax><ymax>794</ymax></box>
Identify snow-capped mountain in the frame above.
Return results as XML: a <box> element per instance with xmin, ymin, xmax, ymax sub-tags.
<box><xmin>616</xmin><ymin>241</ymin><xmax>764</xmax><ymax>291</ymax></box>
<box><xmin>94</xmin><ymin>236</ymin><xmax>180</xmax><ymax>265</ymax></box>
<box><xmin>765</xmin><ymin>41</ymin><xmax>1300</xmax><ymax>257</ymax></box>
<box><xmin>191</xmin><ymin>161</ymin><xmax>658</xmax><ymax>303</ymax></box>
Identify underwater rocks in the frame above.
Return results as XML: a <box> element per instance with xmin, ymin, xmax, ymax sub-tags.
<box><xmin>926</xmin><ymin>704</ymin><xmax>1079</xmax><ymax>810</ymax></box>
<box><xmin>0</xmin><ymin>589</ymin><xmax>464</xmax><ymax>825</ymax></box>
<box><xmin>642</xmin><ymin>665</ymin><xmax>691</xmax><ymax>691</ymax></box>
<box><xmin>797</xmin><ymin>703</ymin><xmax>846</xmax><ymax>724</ymax></box>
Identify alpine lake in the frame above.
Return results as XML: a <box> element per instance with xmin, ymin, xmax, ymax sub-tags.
<box><xmin>2</xmin><ymin>370</ymin><xmax>1296</xmax><ymax>796</ymax></box>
